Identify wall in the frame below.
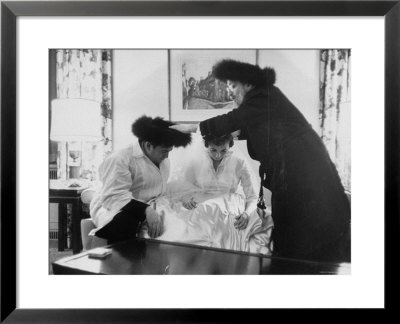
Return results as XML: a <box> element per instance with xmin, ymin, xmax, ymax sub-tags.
<box><xmin>113</xmin><ymin>50</ymin><xmax>169</xmax><ymax>150</ymax></box>
<box><xmin>112</xmin><ymin>49</ymin><xmax>320</xmax><ymax>204</ymax></box>
<box><xmin>258</xmin><ymin>49</ymin><xmax>320</xmax><ymax>132</ymax></box>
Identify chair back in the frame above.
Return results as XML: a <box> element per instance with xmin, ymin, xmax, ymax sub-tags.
<box><xmin>80</xmin><ymin>188</ymin><xmax>107</xmax><ymax>250</ymax></box>
<box><xmin>80</xmin><ymin>218</ymin><xmax>107</xmax><ymax>251</ymax></box>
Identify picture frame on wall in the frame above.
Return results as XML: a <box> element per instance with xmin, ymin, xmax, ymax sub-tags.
<box><xmin>169</xmin><ymin>49</ymin><xmax>256</xmax><ymax>122</ymax></box>
<box><xmin>1</xmin><ymin>0</ymin><xmax>399</xmax><ymax>322</ymax></box>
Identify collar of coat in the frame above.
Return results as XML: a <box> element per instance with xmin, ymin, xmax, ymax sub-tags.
<box><xmin>263</xmin><ymin>67</ymin><xmax>276</xmax><ymax>87</ymax></box>
<box><xmin>243</xmin><ymin>67</ymin><xmax>276</xmax><ymax>99</ymax></box>
<box><xmin>244</xmin><ymin>86</ymin><xmax>269</xmax><ymax>103</ymax></box>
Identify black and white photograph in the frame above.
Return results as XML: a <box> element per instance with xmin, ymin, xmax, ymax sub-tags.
<box><xmin>3</xmin><ymin>1</ymin><xmax>396</xmax><ymax>317</ymax></box>
<box><xmin>49</xmin><ymin>49</ymin><xmax>352</xmax><ymax>275</ymax></box>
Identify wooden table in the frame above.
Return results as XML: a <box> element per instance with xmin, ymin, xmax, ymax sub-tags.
<box><xmin>49</xmin><ymin>185</ymin><xmax>87</xmax><ymax>254</ymax></box>
<box><xmin>52</xmin><ymin>238</ymin><xmax>351</xmax><ymax>275</ymax></box>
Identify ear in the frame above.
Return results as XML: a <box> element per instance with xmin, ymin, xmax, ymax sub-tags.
<box><xmin>143</xmin><ymin>141</ymin><xmax>153</xmax><ymax>152</ymax></box>
<box><xmin>244</xmin><ymin>83</ymin><xmax>254</xmax><ymax>92</ymax></box>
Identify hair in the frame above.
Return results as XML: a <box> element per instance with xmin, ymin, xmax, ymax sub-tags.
<box><xmin>212</xmin><ymin>59</ymin><xmax>276</xmax><ymax>88</ymax></box>
<box><xmin>131</xmin><ymin>115</ymin><xmax>192</xmax><ymax>148</ymax></box>
<box><xmin>203</xmin><ymin>133</ymin><xmax>234</xmax><ymax>148</ymax></box>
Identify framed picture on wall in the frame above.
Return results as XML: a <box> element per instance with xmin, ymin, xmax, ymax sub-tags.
<box><xmin>169</xmin><ymin>49</ymin><xmax>256</xmax><ymax>122</ymax></box>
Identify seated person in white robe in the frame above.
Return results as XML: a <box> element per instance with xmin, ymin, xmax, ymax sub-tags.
<box><xmin>182</xmin><ymin>133</ymin><xmax>257</xmax><ymax>227</ymax></box>
<box><xmin>142</xmin><ymin>133</ymin><xmax>274</xmax><ymax>255</ymax></box>
<box><xmin>89</xmin><ymin>115</ymin><xmax>191</xmax><ymax>244</ymax></box>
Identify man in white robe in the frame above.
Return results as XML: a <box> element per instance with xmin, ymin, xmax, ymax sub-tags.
<box><xmin>90</xmin><ymin>115</ymin><xmax>191</xmax><ymax>244</ymax></box>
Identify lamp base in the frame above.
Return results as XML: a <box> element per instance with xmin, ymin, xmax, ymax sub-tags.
<box><xmin>69</xmin><ymin>166</ymin><xmax>80</xmax><ymax>179</ymax></box>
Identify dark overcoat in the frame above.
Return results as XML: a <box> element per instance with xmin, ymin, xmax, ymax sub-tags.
<box><xmin>199</xmin><ymin>83</ymin><xmax>351</xmax><ymax>262</ymax></box>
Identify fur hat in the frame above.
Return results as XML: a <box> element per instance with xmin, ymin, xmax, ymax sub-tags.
<box><xmin>212</xmin><ymin>59</ymin><xmax>276</xmax><ymax>87</ymax></box>
<box><xmin>131</xmin><ymin>115</ymin><xmax>191</xmax><ymax>148</ymax></box>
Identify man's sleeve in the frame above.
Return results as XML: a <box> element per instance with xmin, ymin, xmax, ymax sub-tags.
<box><xmin>99</xmin><ymin>152</ymin><xmax>148</xmax><ymax>218</ymax></box>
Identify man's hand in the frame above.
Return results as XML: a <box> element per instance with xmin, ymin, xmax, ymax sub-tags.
<box><xmin>169</xmin><ymin>124</ymin><xmax>198</xmax><ymax>134</ymax></box>
<box><xmin>234</xmin><ymin>212</ymin><xmax>249</xmax><ymax>230</ymax></box>
<box><xmin>182</xmin><ymin>197</ymin><xmax>198</xmax><ymax>210</ymax></box>
<box><xmin>145</xmin><ymin>206</ymin><xmax>164</xmax><ymax>238</ymax></box>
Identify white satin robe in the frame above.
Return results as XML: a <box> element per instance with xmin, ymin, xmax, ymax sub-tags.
<box><xmin>140</xmin><ymin>150</ymin><xmax>274</xmax><ymax>255</ymax></box>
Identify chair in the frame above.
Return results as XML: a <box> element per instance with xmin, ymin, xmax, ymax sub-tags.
<box><xmin>80</xmin><ymin>188</ymin><xmax>107</xmax><ymax>251</ymax></box>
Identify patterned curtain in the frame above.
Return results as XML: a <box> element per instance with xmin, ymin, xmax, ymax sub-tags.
<box><xmin>319</xmin><ymin>49</ymin><xmax>351</xmax><ymax>191</ymax></box>
<box><xmin>55</xmin><ymin>49</ymin><xmax>112</xmax><ymax>181</ymax></box>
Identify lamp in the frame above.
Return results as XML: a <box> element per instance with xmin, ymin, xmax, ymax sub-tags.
<box><xmin>50</xmin><ymin>98</ymin><xmax>102</xmax><ymax>142</ymax></box>
<box><xmin>50</xmin><ymin>98</ymin><xmax>102</xmax><ymax>180</ymax></box>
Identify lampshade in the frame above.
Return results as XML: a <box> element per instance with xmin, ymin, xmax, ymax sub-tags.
<box><xmin>50</xmin><ymin>98</ymin><xmax>102</xmax><ymax>142</ymax></box>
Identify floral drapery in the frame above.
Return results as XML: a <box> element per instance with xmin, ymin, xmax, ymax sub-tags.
<box><xmin>319</xmin><ymin>49</ymin><xmax>351</xmax><ymax>191</ymax></box>
<box><xmin>55</xmin><ymin>49</ymin><xmax>112</xmax><ymax>181</ymax></box>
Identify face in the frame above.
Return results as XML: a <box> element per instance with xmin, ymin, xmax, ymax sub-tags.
<box><xmin>144</xmin><ymin>143</ymin><xmax>173</xmax><ymax>166</ymax></box>
<box><xmin>227</xmin><ymin>80</ymin><xmax>253</xmax><ymax>105</ymax></box>
<box><xmin>207</xmin><ymin>142</ymin><xmax>230</xmax><ymax>162</ymax></box>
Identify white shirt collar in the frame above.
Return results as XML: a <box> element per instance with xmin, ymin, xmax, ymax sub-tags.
<box><xmin>204</xmin><ymin>149</ymin><xmax>233</xmax><ymax>165</ymax></box>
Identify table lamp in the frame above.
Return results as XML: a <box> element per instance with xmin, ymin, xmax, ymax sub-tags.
<box><xmin>50</xmin><ymin>98</ymin><xmax>102</xmax><ymax>181</ymax></box>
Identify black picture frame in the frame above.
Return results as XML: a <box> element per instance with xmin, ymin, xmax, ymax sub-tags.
<box><xmin>1</xmin><ymin>0</ymin><xmax>399</xmax><ymax>322</ymax></box>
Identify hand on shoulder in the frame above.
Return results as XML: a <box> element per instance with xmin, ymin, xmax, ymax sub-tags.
<box><xmin>169</xmin><ymin>124</ymin><xmax>198</xmax><ymax>134</ymax></box>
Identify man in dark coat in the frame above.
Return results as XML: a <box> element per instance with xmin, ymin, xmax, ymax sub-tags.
<box><xmin>172</xmin><ymin>59</ymin><xmax>350</xmax><ymax>263</ymax></box>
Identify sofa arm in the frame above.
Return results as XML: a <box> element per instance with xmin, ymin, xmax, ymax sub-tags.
<box><xmin>81</xmin><ymin>188</ymin><xmax>96</xmax><ymax>205</ymax></box>
<box><xmin>80</xmin><ymin>218</ymin><xmax>107</xmax><ymax>251</ymax></box>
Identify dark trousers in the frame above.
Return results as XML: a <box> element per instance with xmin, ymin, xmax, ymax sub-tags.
<box><xmin>95</xmin><ymin>200</ymin><xmax>148</xmax><ymax>245</ymax></box>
